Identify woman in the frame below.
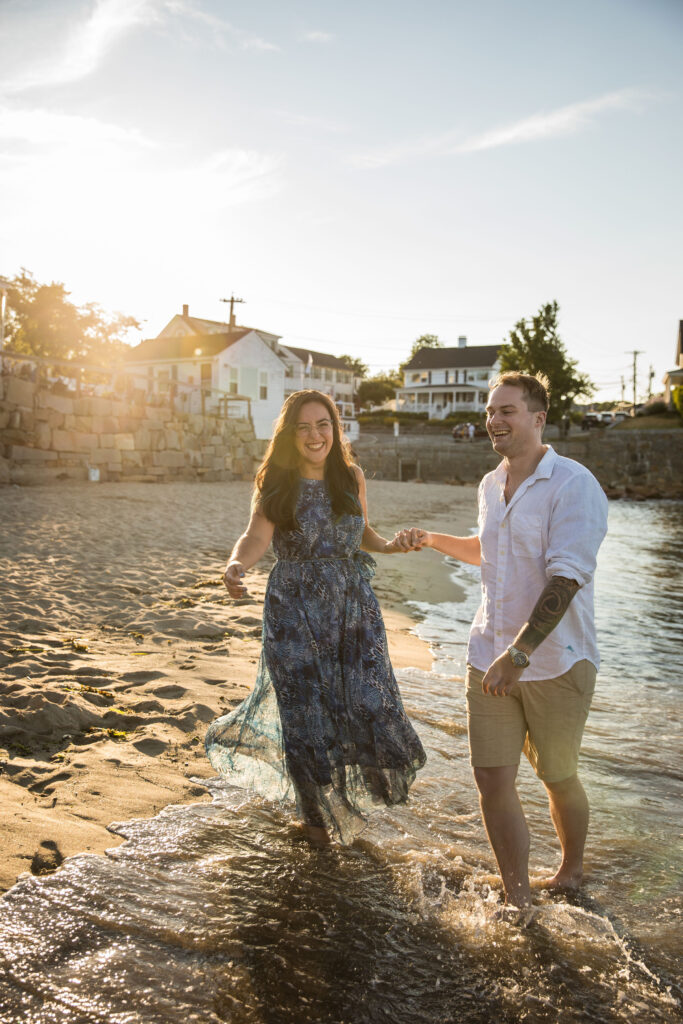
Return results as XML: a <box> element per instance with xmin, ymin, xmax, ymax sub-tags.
<box><xmin>205</xmin><ymin>390</ymin><xmax>426</xmax><ymax>845</ymax></box>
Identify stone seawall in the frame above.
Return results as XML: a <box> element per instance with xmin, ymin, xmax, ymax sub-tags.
<box><xmin>355</xmin><ymin>430</ymin><xmax>683</xmax><ymax>499</ymax></box>
<box><xmin>0</xmin><ymin>372</ymin><xmax>264</xmax><ymax>486</ymax></box>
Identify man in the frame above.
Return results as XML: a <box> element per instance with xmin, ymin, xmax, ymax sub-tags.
<box><xmin>401</xmin><ymin>371</ymin><xmax>607</xmax><ymax>908</ymax></box>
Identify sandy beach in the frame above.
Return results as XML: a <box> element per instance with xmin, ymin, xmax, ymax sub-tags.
<box><xmin>0</xmin><ymin>479</ymin><xmax>478</xmax><ymax>895</ymax></box>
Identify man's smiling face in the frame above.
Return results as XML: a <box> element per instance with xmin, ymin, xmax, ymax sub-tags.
<box><xmin>485</xmin><ymin>384</ymin><xmax>546</xmax><ymax>457</ymax></box>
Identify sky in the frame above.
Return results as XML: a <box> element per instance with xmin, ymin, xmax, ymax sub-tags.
<box><xmin>1</xmin><ymin>0</ymin><xmax>682</xmax><ymax>402</ymax></box>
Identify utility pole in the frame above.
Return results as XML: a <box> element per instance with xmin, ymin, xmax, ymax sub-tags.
<box><xmin>219</xmin><ymin>294</ymin><xmax>245</xmax><ymax>332</ymax></box>
<box><xmin>625</xmin><ymin>350</ymin><xmax>644</xmax><ymax>414</ymax></box>
<box><xmin>620</xmin><ymin>375</ymin><xmax>625</xmax><ymax>403</ymax></box>
<box><xmin>648</xmin><ymin>364</ymin><xmax>655</xmax><ymax>400</ymax></box>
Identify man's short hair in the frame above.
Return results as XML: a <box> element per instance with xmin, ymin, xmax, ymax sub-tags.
<box><xmin>490</xmin><ymin>371</ymin><xmax>550</xmax><ymax>412</ymax></box>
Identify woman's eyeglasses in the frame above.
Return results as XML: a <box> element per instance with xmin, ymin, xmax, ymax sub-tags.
<box><xmin>294</xmin><ymin>419</ymin><xmax>334</xmax><ymax>437</ymax></box>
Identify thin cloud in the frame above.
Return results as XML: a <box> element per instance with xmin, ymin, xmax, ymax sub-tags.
<box><xmin>156</xmin><ymin>0</ymin><xmax>280</xmax><ymax>51</ymax></box>
<box><xmin>351</xmin><ymin>88</ymin><xmax>652</xmax><ymax>169</ymax></box>
<box><xmin>276</xmin><ymin>110</ymin><xmax>349</xmax><ymax>134</ymax></box>
<box><xmin>458</xmin><ymin>89</ymin><xmax>649</xmax><ymax>152</ymax></box>
<box><xmin>0</xmin><ymin>105</ymin><xmax>152</xmax><ymax>148</ymax></box>
<box><xmin>301</xmin><ymin>30</ymin><xmax>334</xmax><ymax>43</ymax></box>
<box><xmin>1</xmin><ymin>0</ymin><xmax>278</xmax><ymax>94</ymax></box>
<box><xmin>2</xmin><ymin>0</ymin><xmax>162</xmax><ymax>93</ymax></box>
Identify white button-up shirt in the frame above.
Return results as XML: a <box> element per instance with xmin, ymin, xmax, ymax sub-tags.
<box><xmin>467</xmin><ymin>446</ymin><xmax>608</xmax><ymax>680</ymax></box>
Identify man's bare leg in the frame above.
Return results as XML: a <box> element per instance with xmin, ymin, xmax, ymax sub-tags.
<box><xmin>536</xmin><ymin>772</ymin><xmax>589</xmax><ymax>890</ymax></box>
<box><xmin>473</xmin><ymin>765</ymin><xmax>532</xmax><ymax>908</ymax></box>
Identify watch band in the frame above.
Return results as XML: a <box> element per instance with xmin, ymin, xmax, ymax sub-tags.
<box><xmin>507</xmin><ymin>645</ymin><xmax>530</xmax><ymax>668</ymax></box>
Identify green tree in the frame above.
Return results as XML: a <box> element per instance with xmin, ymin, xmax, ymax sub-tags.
<box><xmin>338</xmin><ymin>354</ymin><xmax>369</xmax><ymax>378</ymax></box>
<box><xmin>5</xmin><ymin>269</ymin><xmax>141</xmax><ymax>365</ymax></box>
<box><xmin>357</xmin><ymin>372</ymin><xmax>400</xmax><ymax>408</ymax></box>
<box><xmin>498</xmin><ymin>301</ymin><xmax>594</xmax><ymax>422</ymax></box>
<box><xmin>399</xmin><ymin>333</ymin><xmax>442</xmax><ymax>372</ymax></box>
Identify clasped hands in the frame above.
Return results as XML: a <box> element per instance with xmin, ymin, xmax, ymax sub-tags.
<box><xmin>386</xmin><ymin>527</ymin><xmax>431</xmax><ymax>554</ymax></box>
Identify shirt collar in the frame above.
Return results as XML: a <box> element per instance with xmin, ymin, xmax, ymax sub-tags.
<box><xmin>491</xmin><ymin>444</ymin><xmax>557</xmax><ymax>500</ymax></box>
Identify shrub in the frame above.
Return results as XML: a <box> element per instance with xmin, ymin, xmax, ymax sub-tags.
<box><xmin>642</xmin><ymin>400</ymin><xmax>668</xmax><ymax>416</ymax></box>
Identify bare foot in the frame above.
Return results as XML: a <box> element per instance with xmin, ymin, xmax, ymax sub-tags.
<box><xmin>301</xmin><ymin>824</ymin><xmax>331</xmax><ymax>849</ymax></box>
<box><xmin>494</xmin><ymin>905</ymin><xmax>538</xmax><ymax>928</ymax></box>
<box><xmin>532</xmin><ymin>870</ymin><xmax>583</xmax><ymax>892</ymax></box>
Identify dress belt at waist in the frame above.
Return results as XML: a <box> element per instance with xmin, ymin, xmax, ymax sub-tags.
<box><xmin>276</xmin><ymin>551</ymin><xmax>376</xmax><ymax>579</ymax></box>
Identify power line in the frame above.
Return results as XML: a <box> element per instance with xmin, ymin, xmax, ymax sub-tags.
<box><xmin>255</xmin><ymin>295</ymin><xmax>514</xmax><ymax>324</ymax></box>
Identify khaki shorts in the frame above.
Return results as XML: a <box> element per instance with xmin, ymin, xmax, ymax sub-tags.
<box><xmin>466</xmin><ymin>660</ymin><xmax>596</xmax><ymax>783</ymax></box>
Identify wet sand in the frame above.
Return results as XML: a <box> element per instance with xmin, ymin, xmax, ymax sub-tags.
<box><xmin>0</xmin><ymin>479</ymin><xmax>478</xmax><ymax>894</ymax></box>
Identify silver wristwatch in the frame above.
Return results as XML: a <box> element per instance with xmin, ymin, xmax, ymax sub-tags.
<box><xmin>507</xmin><ymin>645</ymin><xmax>530</xmax><ymax>668</ymax></box>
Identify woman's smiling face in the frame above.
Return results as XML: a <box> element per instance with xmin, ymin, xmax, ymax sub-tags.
<box><xmin>293</xmin><ymin>401</ymin><xmax>335</xmax><ymax>476</ymax></box>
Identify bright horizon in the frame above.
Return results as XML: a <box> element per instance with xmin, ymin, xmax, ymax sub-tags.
<box><xmin>1</xmin><ymin>0</ymin><xmax>682</xmax><ymax>402</ymax></box>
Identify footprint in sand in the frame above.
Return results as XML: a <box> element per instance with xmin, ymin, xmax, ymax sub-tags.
<box><xmin>151</xmin><ymin>684</ymin><xmax>187</xmax><ymax>699</ymax></box>
<box><xmin>30</xmin><ymin>840</ymin><xmax>63</xmax><ymax>877</ymax></box>
<box><xmin>133</xmin><ymin>737</ymin><xmax>169</xmax><ymax>756</ymax></box>
<box><xmin>120</xmin><ymin>670</ymin><xmax>168</xmax><ymax>683</ymax></box>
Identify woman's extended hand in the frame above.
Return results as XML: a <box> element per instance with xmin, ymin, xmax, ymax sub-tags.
<box><xmin>224</xmin><ymin>561</ymin><xmax>248</xmax><ymax>598</ymax></box>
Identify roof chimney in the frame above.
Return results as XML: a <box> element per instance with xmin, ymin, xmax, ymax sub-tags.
<box><xmin>458</xmin><ymin>335</ymin><xmax>467</xmax><ymax>348</ymax></box>
<box><xmin>182</xmin><ymin>304</ymin><xmax>189</xmax><ymax>317</ymax></box>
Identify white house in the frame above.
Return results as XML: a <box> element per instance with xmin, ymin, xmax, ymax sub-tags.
<box><xmin>663</xmin><ymin>321</ymin><xmax>683</xmax><ymax>406</ymax></box>
<box><xmin>125</xmin><ymin>305</ymin><xmax>286</xmax><ymax>439</ymax></box>
<box><xmin>279</xmin><ymin>345</ymin><xmax>355</xmax><ymax>404</ymax></box>
<box><xmin>396</xmin><ymin>336</ymin><xmax>502</xmax><ymax>419</ymax></box>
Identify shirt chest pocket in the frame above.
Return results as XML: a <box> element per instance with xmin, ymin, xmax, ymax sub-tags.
<box><xmin>510</xmin><ymin>513</ymin><xmax>543</xmax><ymax>558</ymax></box>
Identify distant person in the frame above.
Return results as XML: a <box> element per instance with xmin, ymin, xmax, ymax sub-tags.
<box><xmin>468</xmin><ymin>422</ymin><xmax>476</xmax><ymax>442</ymax></box>
<box><xmin>205</xmin><ymin>390</ymin><xmax>425</xmax><ymax>847</ymax></box>
<box><xmin>397</xmin><ymin>372</ymin><xmax>608</xmax><ymax>908</ymax></box>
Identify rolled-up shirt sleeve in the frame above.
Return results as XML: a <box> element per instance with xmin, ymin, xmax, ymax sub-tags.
<box><xmin>545</xmin><ymin>475</ymin><xmax>608</xmax><ymax>586</ymax></box>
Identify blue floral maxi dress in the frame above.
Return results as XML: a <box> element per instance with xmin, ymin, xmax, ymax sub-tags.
<box><xmin>205</xmin><ymin>478</ymin><xmax>426</xmax><ymax>841</ymax></box>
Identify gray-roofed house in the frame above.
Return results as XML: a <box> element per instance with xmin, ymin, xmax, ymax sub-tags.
<box><xmin>279</xmin><ymin>346</ymin><xmax>355</xmax><ymax>404</ymax></box>
<box><xmin>663</xmin><ymin>320</ymin><xmax>683</xmax><ymax>407</ymax></box>
<box><xmin>125</xmin><ymin>304</ymin><xmax>286</xmax><ymax>439</ymax></box>
<box><xmin>397</xmin><ymin>336</ymin><xmax>503</xmax><ymax>419</ymax></box>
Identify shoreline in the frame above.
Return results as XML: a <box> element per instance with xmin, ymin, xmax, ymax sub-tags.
<box><xmin>0</xmin><ymin>480</ymin><xmax>478</xmax><ymax>894</ymax></box>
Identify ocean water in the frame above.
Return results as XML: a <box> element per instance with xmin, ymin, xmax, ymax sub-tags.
<box><xmin>0</xmin><ymin>501</ymin><xmax>681</xmax><ymax>1024</ymax></box>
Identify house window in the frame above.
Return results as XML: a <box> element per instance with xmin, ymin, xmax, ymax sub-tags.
<box><xmin>456</xmin><ymin>391</ymin><xmax>473</xmax><ymax>403</ymax></box>
<box><xmin>201</xmin><ymin>363</ymin><xmax>212</xmax><ymax>389</ymax></box>
<box><xmin>259</xmin><ymin>370</ymin><xmax>268</xmax><ymax>400</ymax></box>
<box><xmin>324</xmin><ymin>368</ymin><xmax>333</xmax><ymax>382</ymax></box>
<box><xmin>312</xmin><ymin>366</ymin><xmax>322</xmax><ymax>380</ymax></box>
<box><xmin>170</xmin><ymin>365</ymin><xmax>178</xmax><ymax>381</ymax></box>
<box><xmin>420</xmin><ymin>373</ymin><xmax>428</xmax><ymax>384</ymax></box>
<box><xmin>411</xmin><ymin>373</ymin><xmax>420</xmax><ymax>384</ymax></box>
<box><xmin>229</xmin><ymin>368</ymin><xmax>238</xmax><ymax>395</ymax></box>
<box><xmin>479</xmin><ymin>391</ymin><xmax>488</xmax><ymax>403</ymax></box>
<box><xmin>285</xmin><ymin>364</ymin><xmax>294</xmax><ymax>378</ymax></box>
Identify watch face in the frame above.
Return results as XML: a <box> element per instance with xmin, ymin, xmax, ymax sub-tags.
<box><xmin>509</xmin><ymin>647</ymin><xmax>528</xmax><ymax>666</ymax></box>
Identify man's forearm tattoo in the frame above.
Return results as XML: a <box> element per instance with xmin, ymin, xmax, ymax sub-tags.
<box><xmin>516</xmin><ymin>576</ymin><xmax>580</xmax><ymax>651</ymax></box>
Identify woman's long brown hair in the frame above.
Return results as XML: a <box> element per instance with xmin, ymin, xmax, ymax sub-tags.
<box><xmin>254</xmin><ymin>390</ymin><xmax>360</xmax><ymax>531</ymax></box>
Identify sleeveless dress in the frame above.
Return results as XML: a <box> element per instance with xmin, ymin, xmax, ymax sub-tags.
<box><xmin>205</xmin><ymin>478</ymin><xmax>426</xmax><ymax>841</ymax></box>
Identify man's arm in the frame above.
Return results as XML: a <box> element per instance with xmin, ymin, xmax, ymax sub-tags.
<box><xmin>514</xmin><ymin>575</ymin><xmax>580</xmax><ymax>651</ymax></box>
<box><xmin>481</xmin><ymin>575</ymin><xmax>579</xmax><ymax>696</ymax></box>
<box><xmin>392</xmin><ymin>528</ymin><xmax>481</xmax><ymax>565</ymax></box>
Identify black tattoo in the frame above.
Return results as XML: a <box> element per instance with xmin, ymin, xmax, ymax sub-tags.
<box><xmin>516</xmin><ymin>576</ymin><xmax>580</xmax><ymax>652</ymax></box>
